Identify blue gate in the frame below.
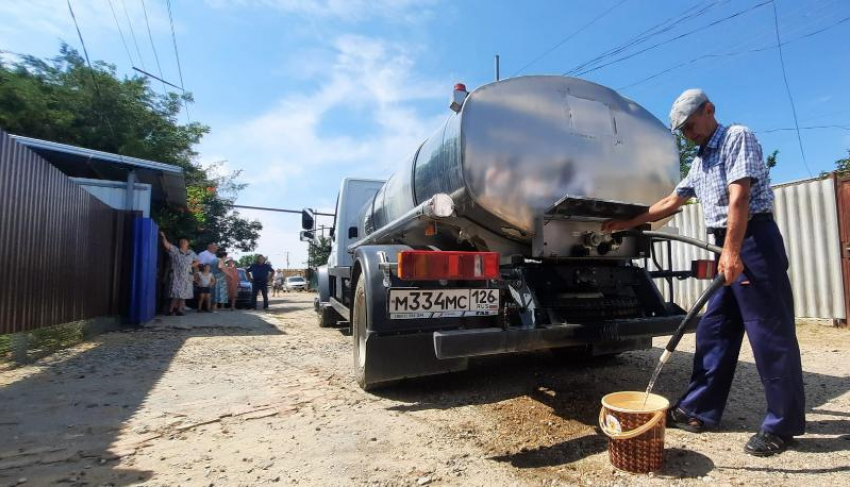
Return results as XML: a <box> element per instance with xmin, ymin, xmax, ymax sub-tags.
<box><xmin>128</xmin><ymin>217</ymin><xmax>159</xmax><ymax>324</ymax></box>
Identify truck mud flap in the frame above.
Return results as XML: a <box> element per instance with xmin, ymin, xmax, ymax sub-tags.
<box><xmin>433</xmin><ymin>315</ymin><xmax>690</xmax><ymax>360</ymax></box>
<box><xmin>363</xmin><ymin>331</ymin><xmax>469</xmax><ymax>386</ymax></box>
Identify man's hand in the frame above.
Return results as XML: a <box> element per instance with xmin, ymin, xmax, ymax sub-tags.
<box><xmin>601</xmin><ymin>219</ymin><xmax>633</xmax><ymax>233</ymax></box>
<box><xmin>717</xmin><ymin>248</ymin><xmax>744</xmax><ymax>285</ymax></box>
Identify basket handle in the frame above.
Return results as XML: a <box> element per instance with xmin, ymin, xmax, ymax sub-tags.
<box><xmin>599</xmin><ymin>408</ymin><xmax>665</xmax><ymax>440</ymax></box>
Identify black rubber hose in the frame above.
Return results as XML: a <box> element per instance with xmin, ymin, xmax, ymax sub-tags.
<box><xmin>664</xmin><ymin>273</ymin><xmax>725</xmax><ymax>353</ymax></box>
<box><xmin>615</xmin><ymin>230</ymin><xmax>723</xmax><ymax>255</ymax></box>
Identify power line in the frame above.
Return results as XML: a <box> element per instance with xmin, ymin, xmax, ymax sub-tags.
<box><xmin>617</xmin><ymin>13</ymin><xmax>850</xmax><ymax>91</ymax></box>
<box><xmin>567</xmin><ymin>0</ymin><xmax>773</xmax><ymax>77</ymax></box>
<box><xmin>771</xmin><ymin>0</ymin><xmax>811</xmax><ymax>177</ymax></box>
<box><xmin>566</xmin><ymin>0</ymin><xmax>727</xmax><ymax>76</ymax></box>
<box><xmin>65</xmin><ymin>0</ymin><xmax>122</xmax><ymax>153</ymax></box>
<box><xmin>756</xmin><ymin>124</ymin><xmax>850</xmax><ymax>134</ymax></box>
<box><xmin>132</xmin><ymin>66</ymin><xmax>182</xmax><ymax>90</ymax></box>
<box><xmin>139</xmin><ymin>0</ymin><xmax>167</xmax><ymax>95</ymax></box>
<box><xmin>627</xmin><ymin>0</ymin><xmax>836</xmax><ymax>87</ymax></box>
<box><xmin>120</xmin><ymin>0</ymin><xmax>146</xmax><ymax>71</ymax></box>
<box><xmin>106</xmin><ymin>0</ymin><xmax>135</xmax><ymax>68</ymax></box>
<box><xmin>165</xmin><ymin>0</ymin><xmax>191</xmax><ymax>124</ymax></box>
<box><xmin>511</xmin><ymin>0</ymin><xmax>631</xmax><ymax>77</ymax></box>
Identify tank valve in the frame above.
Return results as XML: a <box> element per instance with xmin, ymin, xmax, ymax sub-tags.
<box><xmin>582</xmin><ymin>232</ymin><xmax>604</xmax><ymax>248</ymax></box>
<box><xmin>583</xmin><ymin>232</ymin><xmax>621</xmax><ymax>256</ymax></box>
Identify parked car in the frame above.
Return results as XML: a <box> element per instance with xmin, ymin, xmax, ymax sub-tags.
<box><xmin>283</xmin><ymin>276</ymin><xmax>308</xmax><ymax>292</ymax></box>
<box><xmin>236</xmin><ymin>268</ymin><xmax>253</xmax><ymax>308</ymax></box>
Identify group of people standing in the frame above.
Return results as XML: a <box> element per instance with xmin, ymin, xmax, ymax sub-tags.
<box><xmin>197</xmin><ymin>242</ymin><xmax>240</xmax><ymax>312</ymax></box>
<box><xmin>160</xmin><ymin>234</ymin><xmax>241</xmax><ymax>315</ymax></box>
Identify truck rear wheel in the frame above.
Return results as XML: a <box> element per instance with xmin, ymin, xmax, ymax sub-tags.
<box><xmin>352</xmin><ymin>276</ymin><xmax>371</xmax><ymax>389</ymax></box>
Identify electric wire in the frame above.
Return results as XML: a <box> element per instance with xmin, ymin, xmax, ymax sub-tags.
<box><xmin>120</xmin><ymin>0</ymin><xmax>146</xmax><ymax>70</ymax></box>
<box><xmin>132</xmin><ymin>66</ymin><xmax>182</xmax><ymax>90</ymax></box>
<box><xmin>65</xmin><ymin>0</ymin><xmax>123</xmax><ymax>160</ymax></box>
<box><xmin>688</xmin><ymin>0</ymin><xmax>847</xmax><ymax>81</ymax></box>
<box><xmin>165</xmin><ymin>0</ymin><xmax>191</xmax><ymax>123</ymax></box>
<box><xmin>567</xmin><ymin>0</ymin><xmax>774</xmax><ymax>77</ymax></box>
<box><xmin>106</xmin><ymin>0</ymin><xmax>135</xmax><ymax>68</ymax></box>
<box><xmin>511</xmin><ymin>0</ymin><xmax>631</xmax><ymax>77</ymax></box>
<box><xmin>771</xmin><ymin>0</ymin><xmax>812</xmax><ymax>177</ymax></box>
<box><xmin>565</xmin><ymin>0</ymin><xmax>727</xmax><ymax>76</ymax></box>
<box><xmin>565</xmin><ymin>1</ymin><xmax>716</xmax><ymax>75</ymax></box>
<box><xmin>617</xmin><ymin>12</ymin><xmax>850</xmax><ymax>91</ymax></box>
<box><xmin>139</xmin><ymin>0</ymin><xmax>167</xmax><ymax>95</ymax></box>
<box><xmin>756</xmin><ymin>124</ymin><xmax>850</xmax><ymax>134</ymax></box>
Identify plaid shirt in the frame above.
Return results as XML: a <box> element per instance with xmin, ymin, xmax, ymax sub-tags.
<box><xmin>675</xmin><ymin>124</ymin><xmax>774</xmax><ymax>229</ymax></box>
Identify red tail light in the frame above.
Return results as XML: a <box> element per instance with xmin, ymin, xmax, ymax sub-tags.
<box><xmin>691</xmin><ymin>259</ymin><xmax>717</xmax><ymax>280</ymax></box>
<box><xmin>396</xmin><ymin>251</ymin><xmax>500</xmax><ymax>281</ymax></box>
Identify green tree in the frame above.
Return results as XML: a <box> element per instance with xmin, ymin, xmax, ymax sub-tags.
<box><xmin>677</xmin><ymin>132</ymin><xmax>698</xmax><ymax>178</ymax></box>
<box><xmin>0</xmin><ymin>45</ymin><xmax>261</xmax><ymax>251</ymax></box>
<box><xmin>308</xmin><ymin>236</ymin><xmax>332</xmax><ymax>268</ymax></box>
<box><xmin>766</xmin><ymin>150</ymin><xmax>779</xmax><ymax>170</ymax></box>
<box><xmin>236</xmin><ymin>254</ymin><xmax>260</xmax><ymax>268</ymax></box>
<box><xmin>836</xmin><ymin>150</ymin><xmax>850</xmax><ymax>172</ymax></box>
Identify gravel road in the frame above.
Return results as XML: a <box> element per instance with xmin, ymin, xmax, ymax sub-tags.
<box><xmin>1</xmin><ymin>293</ymin><xmax>848</xmax><ymax>487</ymax></box>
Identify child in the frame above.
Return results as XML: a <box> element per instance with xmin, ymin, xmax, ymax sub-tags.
<box><xmin>196</xmin><ymin>264</ymin><xmax>216</xmax><ymax>312</ymax></box>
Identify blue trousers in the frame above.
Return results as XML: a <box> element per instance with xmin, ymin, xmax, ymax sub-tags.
<box><xmin>677</xmin><ymin>218</ymin><xmax>806</xmax><ymax>436</ymax></box>
<box><xmin>252</xmin><ymin>281</ymin><xmax>269</xmax><ymax>309</ymax></box>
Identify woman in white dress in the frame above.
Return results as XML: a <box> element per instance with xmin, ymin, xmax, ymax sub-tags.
<box><xmin>160</xmin><ymin>232</ymin><xmax>199</xmax><ymax>316</ymax></box>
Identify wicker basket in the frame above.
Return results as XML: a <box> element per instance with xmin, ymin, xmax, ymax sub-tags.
<box><xmin>599</xmin><ymin>391</ymin><xmax>669</xmax><ymax>473</ymax></box>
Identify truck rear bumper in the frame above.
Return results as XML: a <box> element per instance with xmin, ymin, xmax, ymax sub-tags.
<box><xmin>433</xmin><ymin>315</ymin><xmax>692</xmax><ymax>360</ymax></box>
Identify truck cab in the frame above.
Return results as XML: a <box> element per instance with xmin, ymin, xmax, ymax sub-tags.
<box><xmin>312</xmin><ymin>178</ymin><xmax>383</xmax><ymax>328</ymax></box>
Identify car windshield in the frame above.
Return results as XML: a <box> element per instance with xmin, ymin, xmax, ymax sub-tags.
<box><xmin>238</xmin><ymin>269</ymin><xmax>248</xmax><ymax>281</ymax></box>
<box><xmin>287</xmin><ymin>277</ymin><xmax>305</xmax><ymax>283</ymax></box>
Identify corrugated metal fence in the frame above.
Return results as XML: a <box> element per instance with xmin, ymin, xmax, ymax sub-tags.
<box><xmin>0</xmin><ymin>129</ymin><xmax>131</xmax><ymax>335</ymax></box>
<box><xmin>648</xmin><ymin>176</ymin><xmax>846</xmax><ymax>320</ymax></box>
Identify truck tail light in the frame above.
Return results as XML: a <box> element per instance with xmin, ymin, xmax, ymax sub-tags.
<box><xmin>396</xmin><ymin>251</ymin><xmax>500</xmax><ymax>281</ymax></box>
<box><xmin>691</xmin><ymin>259</ymin><xmax>717</xmax><ymax>280</ymax></box>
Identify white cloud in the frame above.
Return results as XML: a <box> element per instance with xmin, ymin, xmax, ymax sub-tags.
<box><xmin>203</xmin><ymin>33</ymin><xmax>448</xmax><ymax>184</ymax></box>
<box><xmin>200</xmin><ymin>33</ymin><xmax>451</xmax><ymax>265</ymax></box>
<box><xmin>204</xmin><ymin>0</ymin><xmax>439</xmax><ymax>23</ymax></box>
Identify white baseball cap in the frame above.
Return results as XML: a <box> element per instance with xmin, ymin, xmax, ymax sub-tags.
<box><xmin>669</xmin><ymin>88</ymin><xmax>709</xmax><ymax>132</ymax></box>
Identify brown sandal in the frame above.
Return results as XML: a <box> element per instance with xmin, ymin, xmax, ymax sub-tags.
<box><xmin>667</xmin><ymin>407</ymin><xmax>705</xmax><ymax>433</ymax></box>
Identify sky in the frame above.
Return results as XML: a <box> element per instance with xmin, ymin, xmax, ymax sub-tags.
<box><xmin>1</xmin><ymin>0</ymin><xmax>848</xmax><ymax>267</ymax></box>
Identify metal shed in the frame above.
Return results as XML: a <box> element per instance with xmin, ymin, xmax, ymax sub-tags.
<box><xmin>9</xmin><ymin>134</ymin><xmax>186</xmax><ymax>209</ymax></box>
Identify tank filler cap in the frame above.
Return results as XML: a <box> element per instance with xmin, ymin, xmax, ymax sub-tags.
<box><xmin>449</xmin><ymin>83</ymin><xmax>468</xmax><ymax>113</ymax></box>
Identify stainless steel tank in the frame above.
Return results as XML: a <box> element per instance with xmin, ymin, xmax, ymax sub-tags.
<box><xmin>362</xmin><ymin>75</ymin><xmax>679</xmax><ymax>245</ymax></box>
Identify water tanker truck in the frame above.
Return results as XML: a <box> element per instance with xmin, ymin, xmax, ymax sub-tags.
<box><xmin>302</xmin><ymin>75</ymin><xmax>713</xmax><ymax>390</ymax></box>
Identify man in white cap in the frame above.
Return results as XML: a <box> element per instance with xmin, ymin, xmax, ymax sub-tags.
<box><xmin>602</xmin><ymin>89</ymin><xmax>805</xmax><ymax>456</ymax></box>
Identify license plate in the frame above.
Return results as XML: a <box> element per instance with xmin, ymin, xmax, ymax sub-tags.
<box><xmin>388</xmin><ymin>289</ymin><xmax>499</xmax><ymax>320</ymax></box>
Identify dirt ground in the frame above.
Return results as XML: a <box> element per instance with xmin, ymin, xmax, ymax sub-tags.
<box><xmin>1</xmin><ymin>293</ymin><xmax>849</xmax><ymax>487</ymax></box>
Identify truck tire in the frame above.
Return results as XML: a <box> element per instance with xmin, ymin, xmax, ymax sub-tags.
<box><xmin>352</xmin><ymin>276</ymin><xmax>372</xmax><ymax>389</ymax></box>
<box><xmin>317</xmin><ymin>304</ymin><xmax>340</xmax><ymax>328</ymax></box>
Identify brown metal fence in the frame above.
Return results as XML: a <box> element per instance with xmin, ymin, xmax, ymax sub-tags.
<box><xmin>0</xmin><ymin>129</ymin><xmax>131</xmax><ymax>335</ymax></box>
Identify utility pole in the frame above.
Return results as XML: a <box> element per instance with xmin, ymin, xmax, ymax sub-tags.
<box><xmin>495</xmin><ymin>54</ymin><xmax>500</xmax><ymax>81</ymax></box>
